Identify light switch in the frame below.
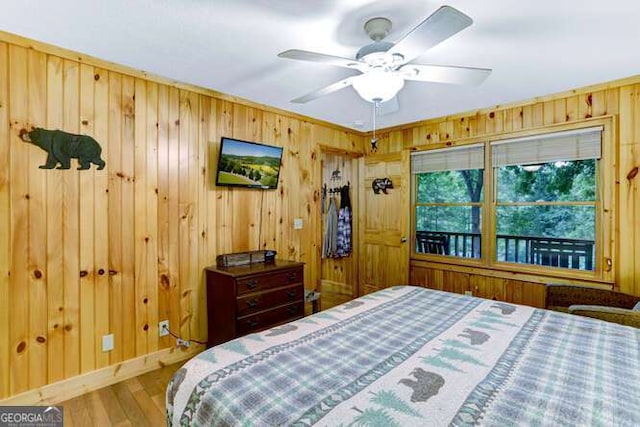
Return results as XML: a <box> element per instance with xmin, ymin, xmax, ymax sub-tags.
<box><xmin>294</xmin><ymin>218</ymin><xmax>303</xmax><ymax>229</ymax></box>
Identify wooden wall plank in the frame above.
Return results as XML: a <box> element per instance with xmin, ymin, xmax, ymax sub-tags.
<box><xmin>9</xmin><ymin>44</ymin><xmax>30</xmax><ymax>394</ymax></box>
<box><xmin>229</xmin><ymin>104</ymin><xmax>263</xmax><ymax>252</ymax></box>
<box><xmin>553</xmin><ymin>99</ymin><xmax>566</xmax><ymax>124</ymax></box>
<box><xmin>197</xmin><ymin>95</ymin><xmax>215</xmax><ymax>342</ymax></box>
<box><xmin>156</xmin><ymin>84</ymin><xmax>171</xmax><ymax>349</ymax></box>
<box><xmin>177</xmin><ymin>90</ymin><xmax>199</xmax><ymax>340</ymax></box>
<box><xmin>107</xmin><ymin>71</ymin><xmax>123</xmax><ymax>364</ymax></box>
<box><xmin>617</xmin><ymin>85</ymin><xmax>639</xmax><ymax>295</ymax></box>
<box><xmin>186</xmin><ymin>92</ymin><xmax>200</xmax><ymax>342</ymax></box>
<box><xmin>280</xmin><ymin>116</ymin><xmax>300</xmax><ymax>261</ymax></box>
<box><xmin>62</xmin><ymin>59</ymin><xmax>81</xmax><ymax>379</ymax></box>
<box><xmin>45</xmin><ymin>55</ymin><xmax>65</xmax><ymax>384</ymax></box>
<box><xmin>259</xmin><ymin>111</ymin><xmax>281</xmax><ymax>257</ymax></box>
<box><xmin>0</xmin><ymin>41</ymin><xmax>10</xmax><ymax>399</ymax></box>
<box><xmin>120</xmin><ymin>75</ymin><xmax>136</xmax><ymax>361</ymax></box>
<box><xmin>214</xmin><ymin>100</ymin><xmax>233</xmax><ymax>255</ymax></box>
<box><xmin>167</xmin><ymin>87</ymin><xmax>180</xmax><ymax>343</ymax></box>
<box><xmin>79</xmin><ymin>63</ymin><xmax>96</xmax><ymax>374</ymax></box>
<box><xmin>145</xmin><ymin>81</ymin><xmax>159</xmax><ymax>352</ymax></box>
<box><xmin>133</xmin><ymin>78</ymin><xmax>148</xmax><ymax>356</ymax></box>
<box><xmin>577</xmin><ymin>93</ymin><xmax>592</xmax><ymax>120</ymax></box>
<box><xmin>93</xmin><ymin>68</ymin><xmax>110</xmax><ymax>369</ymax></box>
<box><xmin>27</xmin><ymin>49</ymin><xmax>48</xmax><ymax>388</ymax></box>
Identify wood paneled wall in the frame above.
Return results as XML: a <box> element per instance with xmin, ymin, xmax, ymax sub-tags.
<box><xmin>370</xmin><ymin>78</ymin><xmax>640</xmax><ymax>299</ymax></box>
<box><xmin>409</xmin><ymin>261</ymin><xmax>547</xmax><ymax>308</ymax></box>
<box><xmin>0</xmin><ymin>36</ymin><xmax>363</xmax><ymax>399</ymax></box>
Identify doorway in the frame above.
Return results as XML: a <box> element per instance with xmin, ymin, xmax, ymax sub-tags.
<box><xmin>319</xmin><ymin>150</ymin><xmax>360</xmax><ymax>309</ymax></box>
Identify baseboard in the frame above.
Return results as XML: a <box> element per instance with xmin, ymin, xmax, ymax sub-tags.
<box><xmin>0</xmin><ymin>344</ymin><xmax>204</xmax><ymax>405</ymax></box>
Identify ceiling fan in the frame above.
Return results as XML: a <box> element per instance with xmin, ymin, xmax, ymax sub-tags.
<box><xmin>278</xmin><ymin>5</ymin><xmax>491</xmax><ymax>111</ymax></box>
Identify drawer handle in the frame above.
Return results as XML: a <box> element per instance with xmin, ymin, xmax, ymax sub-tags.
<box><xmin>246</xmin><ymin>299</ymin><xmax>259</xmax><ymax>308</ymax></box>
<box><xmin>246</xmin><ymin>280</ymin><xmax>258</xmax><ymax>290</ymax></box>
<box><xmin>286</xmin><ymin>273</ymin><xmax>297</xmax><ymax>282</ymax></box>
<box><xmin>247</xmin><ymin>319</ymin><xmax>259</xmax><ymax>328</ymax></box>
<box><xmin>286</xmin><ymin>306</ymin><xmax>299</xmax><ymax>315</ymax></box>
<box><xmin>286</xmin><ymin>290</ymin><xmax>297</xmax><ymax>298</ymax></box>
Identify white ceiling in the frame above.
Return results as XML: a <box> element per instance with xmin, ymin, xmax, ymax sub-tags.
<box><xmin>2</xmin><ymin>0</ymin><xmax>640</xmax><ymax>131</ymax></box>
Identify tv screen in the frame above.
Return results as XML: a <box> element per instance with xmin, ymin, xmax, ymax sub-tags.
<box><xmin>215</xmin><ymin>137</ymin><xmax>283</xmax><ymax>189</ymax></box>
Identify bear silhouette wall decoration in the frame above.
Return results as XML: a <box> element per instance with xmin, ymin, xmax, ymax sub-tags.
<box><xmin>19</xmin><ymin>127</ymin><xmax>106</xmax><ymax>170</ymax></box>
<box><xmin>371</xmin><ymin>177</ymin><xmax>394</xmax><ymax>194</ymax></box>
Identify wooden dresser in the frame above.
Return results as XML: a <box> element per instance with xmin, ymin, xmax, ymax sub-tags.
<box><xmin>205</xmin><ymin>260</ymin><xmax>305</xmax><ymax>347</ymax></box>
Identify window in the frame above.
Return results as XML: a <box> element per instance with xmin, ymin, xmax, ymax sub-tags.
<box><xmin>412</xmin><ymin>124</ymin><xmax>606</xmax><ymax>275</ymax></box>
<box><xmin>492</xmin><ymin>127</ymin><xmax>601</xmax><ymax>271</ymax></box>
<box><xmin>412</xmin><ymin>144</ymin><xmax>484</xmax><ymax>259</ymax></box>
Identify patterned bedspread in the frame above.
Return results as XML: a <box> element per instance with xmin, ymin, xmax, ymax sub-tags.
<box><xmin>167</xmin><ymin>286</ymin><xmax>640</xmax><ymax>426</ymax></box>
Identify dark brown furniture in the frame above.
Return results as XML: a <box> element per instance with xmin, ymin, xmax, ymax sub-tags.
<box><xmin>545</xmin><ymin>283</ymin><xmax>640</xmax><ymax>327</ymax></box>
<box><xmin>205</xmin><ymin>260</ymin><xmax>305</xmax><ymax>346</ymax></box>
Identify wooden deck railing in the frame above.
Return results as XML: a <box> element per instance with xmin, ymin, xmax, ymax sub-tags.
<box><xmin>415</xmin><ymin>230</ymin><xmax>595</xmax><ymax>271</ymax></box>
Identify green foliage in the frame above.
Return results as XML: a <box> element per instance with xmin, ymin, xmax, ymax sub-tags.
<box><xmin>415</xmin><ymin>159</ymin><xmax>596</xmax><ymax>241</ymax></box>
<box><xmin>416</xmin><ymin>169</ymin><xmax>483</xmax><ymax>235</ymax></box>
<box><xmin>369</xmin><ymin>390</ymin><xmax>422</xmax><ymax>418</ymax></box>
<box><xmin>497</xmin><ymin>160</ymin><xmax>595</xmax><ymax>202</ymax></box>
<box><xmin>417</xmin><ymin>169</ymin><xmax>483</xmax><ymax>203</ymax></box>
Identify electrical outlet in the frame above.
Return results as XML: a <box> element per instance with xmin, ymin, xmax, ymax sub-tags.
<box><xmin>159</xmin><ymin>320</ymin><xmax>170</xmax><ymax>337</ymax></box>
<box><xmin>176</xmin><ymin>338</ymin><xmax>190</xmax><ymax>348</ymax></box>
<box><xmin>294</xmin><ymin>218</ymin><xmax>303</xmax><ymax>229</ymax></box>
<box><xmin>102</xmin><ymin>334</ymin><xmax>114</xmax><ymax>352</ymax></box>
<box><xmin>464</xmin><ymin>291</ymin><xmax>473</xmax><ymax>296</ymax></box>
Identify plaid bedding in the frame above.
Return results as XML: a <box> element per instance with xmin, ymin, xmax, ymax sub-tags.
<box><xmin>167</xmin><ymin>286</ymin><xmax>640</xmax><ymax>426</ymax></box>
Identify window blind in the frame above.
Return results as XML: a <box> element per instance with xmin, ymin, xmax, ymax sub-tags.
<box><xmin>411</xmin><ymin>143</ymin><xmax>484</xmax><ymax>174</ymax></box>
<box><xmin>491</xmin><ymin>126</ymin><xmax>602</xmax><ymax>167</ymax></box>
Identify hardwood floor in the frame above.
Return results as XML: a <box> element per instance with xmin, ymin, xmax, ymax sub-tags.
<box><xmin>60</xmin><ymin>361</ymin><xmax>184</xmax><ymax>426</ymax></box>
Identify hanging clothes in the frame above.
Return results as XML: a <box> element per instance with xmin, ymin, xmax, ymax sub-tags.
<box><xmin>335</xmin><ymin>185</ymin><xmax>352</xmax><ymax>258</ymax></box>
<box><xmin>322</xmin><ymin>196</ymin><xmax>338</xmax><ymax>258</ymax></box>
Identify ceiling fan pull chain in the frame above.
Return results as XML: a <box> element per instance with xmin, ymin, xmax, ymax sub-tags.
<box><xmin>371</xmin><ymin>100</ymin><xmax>380</xmax><ymax>151</ymax></box>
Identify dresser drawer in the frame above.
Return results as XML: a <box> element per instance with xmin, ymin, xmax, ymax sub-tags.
<box><xmin>236</xmin><ymin>301</ymin><xmax>304</xmax><ymax>336</ymax></box>
<box><xmin>236</xmin><ymin>284</ymin><xmax>303</xmax><ymax>317</ymax></box>
<box><xmin>236</xmin><ymin>267</ymin><xmax>303</xmax><ymax>295</ymax></box>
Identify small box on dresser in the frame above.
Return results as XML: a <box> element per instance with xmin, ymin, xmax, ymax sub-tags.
<box><xmin>205</xmin><ymin>260</ymin><xmax>305</xmax><ymax>347</ymax></box>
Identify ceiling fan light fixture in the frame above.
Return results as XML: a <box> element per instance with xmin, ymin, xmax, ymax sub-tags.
<box><xmin>352</xmin><ymin>71</ymin><xmax>405</xmax><ymax>103</ymax></box>
<box><xmin>522</xmin><ymin>164</ymin><xmax>542</xmax><ymax>172</ymax></box>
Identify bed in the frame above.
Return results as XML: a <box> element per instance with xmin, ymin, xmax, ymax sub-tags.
<box><xmin>167</xmin><ymin>286</ymin><xmax>640</xmax><ymax>426</ymax></box>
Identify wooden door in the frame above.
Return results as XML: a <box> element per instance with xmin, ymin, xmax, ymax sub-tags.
<box><xmin>359</xmin><ymin>152</ymin><xmax>410</xmax><ymax>295</ymax></box>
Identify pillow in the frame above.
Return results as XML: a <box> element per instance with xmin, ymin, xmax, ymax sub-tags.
<box><xmin>633</xmin><ymin>301</ymin><xmax>640</xmax><ymax>311</ymax></box>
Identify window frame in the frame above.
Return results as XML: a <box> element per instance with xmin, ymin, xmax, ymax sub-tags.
<box><xmin>410</xmin><ymin>144</ymin><xmax>487</xmax><ymax>265</ymax></box>
<box><xmin>410</xmin><ymin>117</ymin><xmax>614</xmax><ymax>283</ymax></box>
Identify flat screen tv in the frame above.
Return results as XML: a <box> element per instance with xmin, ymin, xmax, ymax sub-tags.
<box><xmin>215</xmin><ymin>137</ymin><xmax>283</xmax><ymax>189</ymax></box>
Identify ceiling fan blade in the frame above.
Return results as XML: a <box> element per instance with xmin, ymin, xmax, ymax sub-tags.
<box><xmin>278</xmin><ymin>49</ymin><xmax>369</xmax><ymax>72</ymax></box>
<box><xmin>399</xmin><ymin>64</ymin><xmax>491</xmax><ymax>85</ymax></box>
<box><xmin>291</xmin><ymin>76</ymin><xmax>356</xmax><ymax>104</ymax></box>
<box><xmin>387</xmin><ymin>6</ymin><xmax>473</xmax><ymax>65</ymax></box>
<box><xmin>377</xmin><ymin>95</ymin><xmax>399</xmax><ymax>115</ymax></box>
